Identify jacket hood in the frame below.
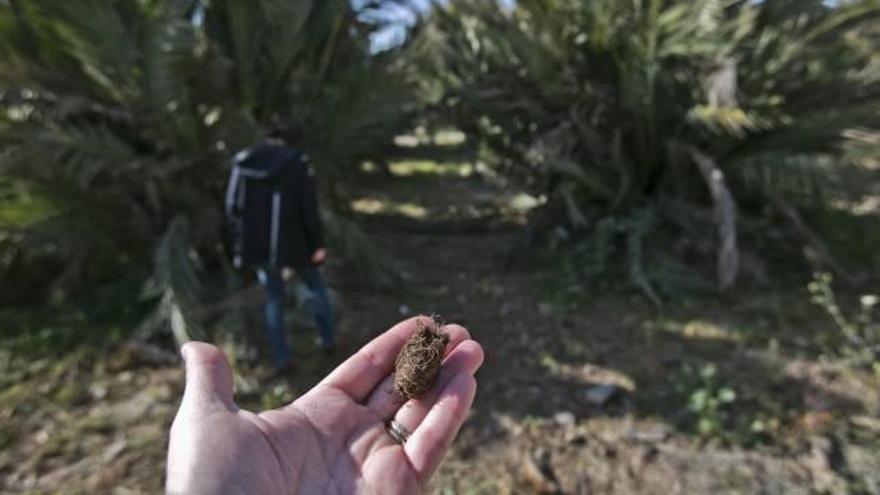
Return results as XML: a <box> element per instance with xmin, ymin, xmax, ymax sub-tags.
<box><xmin>233</xmin><ymin>143</ymin><xmax>294</xmax><ymax>179</ymax></box>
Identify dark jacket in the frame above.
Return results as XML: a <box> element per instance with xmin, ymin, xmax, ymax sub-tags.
<box><xmin>225</xmin><ymin>143</ymin><xmax>323</xmax><ymax>269</ymax></box>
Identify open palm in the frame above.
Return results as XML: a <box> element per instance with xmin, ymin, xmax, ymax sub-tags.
<box><xmin>166</xmin><ymin>317</ymin><xmax>484</xmax><ymax>494</ymax></box>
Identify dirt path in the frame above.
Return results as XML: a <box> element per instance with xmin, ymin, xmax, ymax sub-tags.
<box><xmin>345</xmin><ymin>174</ymin><xmax>880</xmax><ymax>494</ymax></box>
<box><xmin>410</xmin><ymin>228</ymin><xmax>877</xmax><ymax>494</ymax></box>
<box><xmin>1</xmin><ymin>172</ymin><xmax>878</xmax><ymax>494</ymax></box>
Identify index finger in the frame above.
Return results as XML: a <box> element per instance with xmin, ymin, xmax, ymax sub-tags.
<box><xmin>318</xmin><ymin>316</ymin><xmax>427</xmax><ymax>402</ymax></box>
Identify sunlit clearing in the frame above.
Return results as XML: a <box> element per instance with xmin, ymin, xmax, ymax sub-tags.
<box><xmin>351</xmin><ymin>198</ymin><xmax>428</xmax><ymax>219</ymax></box>
<box><xmin>434</xmin><ymin>129</ymin><xmax>466</xmax><ymax>146</ymax></box>
<box><xmin>507</xmin><ymin>193</ymin><xmax>544</xmax><ymax>212</ymax></box>
<box><xmin>648</xmin><ymin>319</ymin><xmax>745</xmax><ymax>343</ymax></box>
<box><xmin>393</xmin><ymin>135</ymin><xmax>420</xmax><ymax>148</ymax></box>
<box><xmin>359</xmin><ymin>161</ymin><xmax>380</xmax><ymax>174</ymax></box>
<box><xmin>538</xmin><ymin>352</ymin><xmax>637</xmax><ymax>391</ymax></box>
<box><xmin>389</xmin><ymin>160</ymin><xmax>473</xmax><ymax>177</ymax></box>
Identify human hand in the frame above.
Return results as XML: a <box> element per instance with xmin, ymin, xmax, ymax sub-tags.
<box><xmin>311</xmin><ymin>248</ymin><xmax>327</xmax><ymax>265</ymax></box>
<box><xmin>166</xmin><ymin>316</ymin><xmax>484</xmax><ymax>494</ymax></box>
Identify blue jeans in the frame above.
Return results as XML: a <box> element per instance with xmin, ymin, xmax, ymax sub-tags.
<box><xmin>256</xmin><ymin>265</ymin><xmax>335</xmax><ymax>367</ymax></box>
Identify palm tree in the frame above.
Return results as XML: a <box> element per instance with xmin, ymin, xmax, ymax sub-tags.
<box><xmin>422</xmin><ymin>0</ymin><xmax>880</xmax><ymax>298</ymax></box>
<box><xmin>0</xmin><ymin>0</ymin><xmax>419</xmax><ymax>304</ymax></box>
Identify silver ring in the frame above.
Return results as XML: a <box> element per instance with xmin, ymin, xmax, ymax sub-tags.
<box><xmin>386</xmin><ymin>419</ymin><xmax>410</xmax><ymax>445</ymax></box>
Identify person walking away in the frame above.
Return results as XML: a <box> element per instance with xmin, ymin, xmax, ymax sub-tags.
<box><xmin>225</xmin><ymin>124</ymin><xmax>335</xmax><ymax>370</ymax></box>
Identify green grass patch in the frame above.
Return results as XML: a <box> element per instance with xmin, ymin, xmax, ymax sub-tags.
<box><xmin>389</xmin><ymin>160</ymin><xmax>474</xmax><ymax>177</ymax></box>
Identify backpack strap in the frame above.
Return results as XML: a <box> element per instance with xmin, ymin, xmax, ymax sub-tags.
<box><xmin>225</xmin><ymin>156</ymin><xmax>248</xmax><ymax>269</ymax></box>
<box><xmin>224</xmin><ymin>162</ymin><xmax>244</xmax><ymax>219</ymax></box>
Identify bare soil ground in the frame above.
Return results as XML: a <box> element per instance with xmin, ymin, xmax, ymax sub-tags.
<box><xmin>1</xmin><ymin>171</ymin><xmax>878</xmax><ymax>494</ymax></box>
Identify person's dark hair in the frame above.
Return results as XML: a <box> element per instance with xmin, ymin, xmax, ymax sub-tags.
<box><xmin>267</xmin><ymin>121</ymin><xmax>304</xmax><ymax>145</ymax></box>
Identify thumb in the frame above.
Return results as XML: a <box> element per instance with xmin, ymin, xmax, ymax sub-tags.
<box><xmin>180</xmin><ymin>342</ymin><xmax>236</xmax><ymax>412</ymax></box>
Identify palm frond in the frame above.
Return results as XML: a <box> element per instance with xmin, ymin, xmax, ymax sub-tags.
<box><xmin>1</xmin><ymin>0</ymin><xmax>419</xmax><ymax>304</ymax></box>
<box><xmin>6</xmin><ymin>122</ymin><xmax>136</xmax><ymax>188</ymax></box>
<box><xmin>139</xmin><ymin>216</ymin><xmax>207</xmax><ymax>345</ymax></box>
<box><xmin>422</xmin><ymin>0</ymin><xmax>880</xmax><ymax>293</ymax></box>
